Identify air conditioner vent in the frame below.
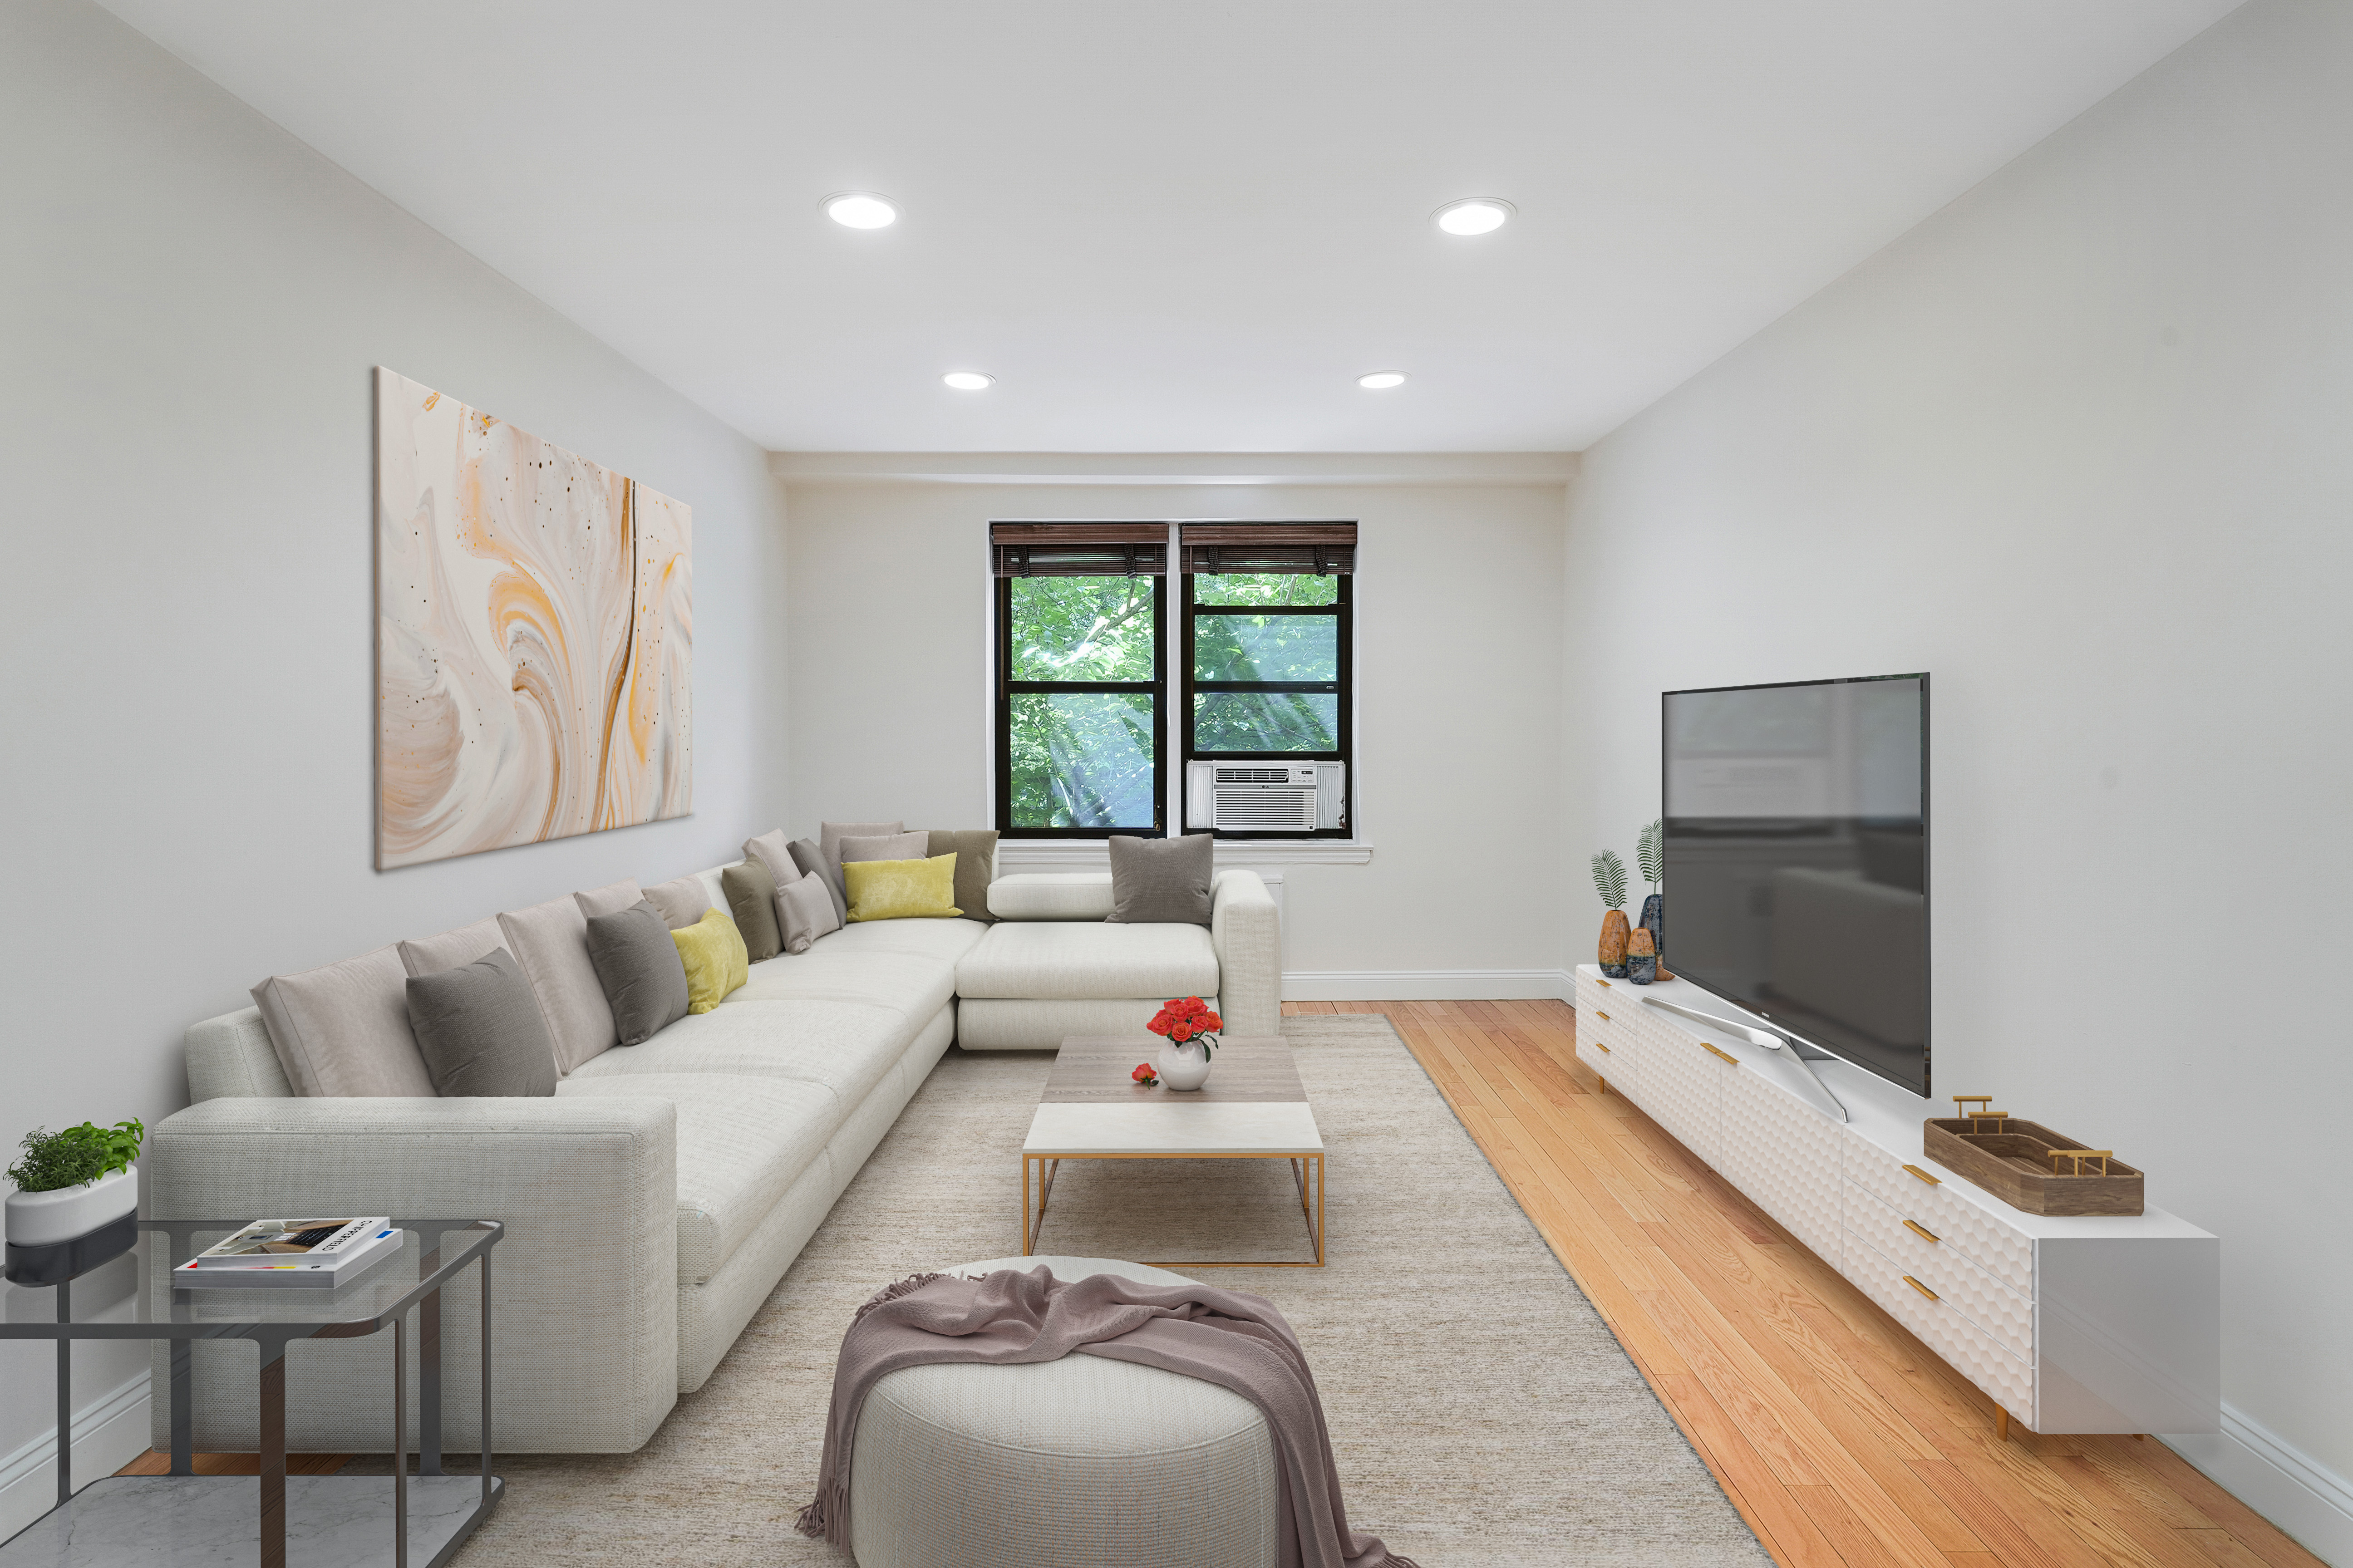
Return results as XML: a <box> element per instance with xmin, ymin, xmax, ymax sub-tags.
<box><xmin>1214</xmin><ymin>766</ymin><xmax>1295</xmax><ymax>785</ymax></box>
<box><xmin>1211</xmin><ymin>787</ymin><xmax>1316</xmax><ymax>830</ymax></box>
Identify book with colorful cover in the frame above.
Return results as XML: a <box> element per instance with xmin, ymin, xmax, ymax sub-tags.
<box><xmin>190</xmin><ymin>1217</ymin><xmax>392</xmax><ymax>1266</ymax></box>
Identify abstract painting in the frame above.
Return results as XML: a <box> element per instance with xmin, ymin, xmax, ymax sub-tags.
<box><xmin>376</xmin><ymin>368</ymin><xmax>691</xmax><ymax>869</ymax></box>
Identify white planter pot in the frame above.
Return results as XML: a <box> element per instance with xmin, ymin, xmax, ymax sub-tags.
<box><xmin>5</xmin><ymin>1165</ymin><xmax>138</xmax><ymax>1248</ymax></box>
<box><xmin>1157</xmin><ymin>1040</ymin><xmax>1212</xmax><ymax>1092</ymax></box>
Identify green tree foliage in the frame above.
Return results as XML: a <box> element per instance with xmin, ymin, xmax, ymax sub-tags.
<box><xmin>1008</xmin><ymin>577</ymin><xmax>1157</xmax><ymax>827</ymax></box>
<box><xmin>1191</xmin><ymin>575</ymin><xmax>1340</xmax><ymax>751</ymax></box>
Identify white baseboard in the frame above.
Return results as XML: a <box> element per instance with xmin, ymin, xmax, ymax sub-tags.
<box><xmin>0</xmin><ymin>1371</ymin><xmax>153</xmax><ymax>1541</ymax></box>
<box><xmin>1283</xmin><ymin>968</ymin><xmax>1575</xmax><ymax>1002</ymax></box>
<box><xmin>2165</xmin><ymin>1403</ymin><xmax>2353</xmax><ymax>1566</ymax></box>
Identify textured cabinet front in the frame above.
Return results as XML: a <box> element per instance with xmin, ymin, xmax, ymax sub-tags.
<box><xmin>1717</xmin><ymin>1066</ymin><xmax>1845</xmax><ymax>1259</ymax></box>
<box><xmin>1575</xmin><ymin>982</ymin><xmax>1643</xmax><ymax>1100</ymax></box>
<box><xmin>1844</xmin><ymin>1135</ymin><xmax>2034</xmax><ymax>1295</ymax></box>
<box><xmin>1844</xmin><ymin>1229</ymin><xmax>2035</xmax><ymax>1419</ymax></box>
<box><xmin>1635</xmin><ymin>1030</ymin><xmax>1721</xmax><ymax>1165</ymax></box>
<box><xmin>1844</xmin><ymin>1183</ymin><xmax>2033</xmax><ymax>1360</ymax></box>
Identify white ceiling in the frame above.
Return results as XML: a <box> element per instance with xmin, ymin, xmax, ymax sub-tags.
<box><xmin>100</xmin><ymin>0</ymin><xmax>2241</xmax><ymax>453</ymax></box>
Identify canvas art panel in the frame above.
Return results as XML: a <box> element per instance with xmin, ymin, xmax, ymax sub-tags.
<box><xmin>377</xmin><ymin>367</ymin><xmax>691</xmax><ymax>869</ymax></box>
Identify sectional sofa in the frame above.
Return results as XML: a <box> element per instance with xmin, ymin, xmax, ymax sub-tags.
<box><xmin>150</xmin><ymin>856</ymin><xmax>1281</xmax><ymax>1454</ymax></box>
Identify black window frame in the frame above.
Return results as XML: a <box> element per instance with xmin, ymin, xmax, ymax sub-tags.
<box><xmin>993</xmin><ymin>572</ymin><xmax>1168</xmax><ymax>839</ymax></box>
<box><xmin>1181</xmin><ymin>570</ymin><xmax>1354</xmax><ymax>840</ymax></box>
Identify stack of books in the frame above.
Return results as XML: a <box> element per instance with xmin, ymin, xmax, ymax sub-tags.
<box><xmin>174</xmin><ymin>1217</ymin><xmax>402</xmax><ymax>1290</ymax></box>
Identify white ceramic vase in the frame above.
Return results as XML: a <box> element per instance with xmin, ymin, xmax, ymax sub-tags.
<box><xmin>4</xmin><ymin>1164</ymin><xmax>138</xmax><ymax>1248</ymax></box>
<box><xmin>1157</xmin><ymin>1040</ymin><xmax>1212</xmax><ymax>1092</ymax></box>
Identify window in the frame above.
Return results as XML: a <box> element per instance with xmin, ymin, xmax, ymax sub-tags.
<box><xmin>992</xmin><ymin>523</ymin><xmax>1167</xmax><ymax>836</ymax></box>
<box><xmin>1181</xmin><ymin>522</ymin><xmax>1354</xmax><ymax>837</ymax></box>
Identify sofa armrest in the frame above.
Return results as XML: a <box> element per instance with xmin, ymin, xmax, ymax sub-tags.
<box><xmin>186</xmin><ymin>1007</ymin><xmax>294</xmax><ymax>1102</ymax></box>
<box><xmin>145</xmin><ymin>1095</ymin><xmax>679</xmax><ymax>1453</ymax></box>
<box><xmin>1210</xmin><ymin>870</ymin><xmax>1282</xmax><ymax>1038</ymax></box>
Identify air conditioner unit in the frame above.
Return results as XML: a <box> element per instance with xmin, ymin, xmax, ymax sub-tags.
<box><xmin>1185</xmin><ymin>762</ymin><xmax>1346</xmax><ymax>832</ymax></box>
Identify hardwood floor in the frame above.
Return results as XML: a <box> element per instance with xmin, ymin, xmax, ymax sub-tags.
<box><xmin>1288</xmin><ymin>998</ymin><xmax>2320</xmax><ymax>1568</ymax></box>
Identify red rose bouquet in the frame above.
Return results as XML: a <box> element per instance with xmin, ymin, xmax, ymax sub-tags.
<box><xmin>1147</xmin><ymin>996</ymin><xmax>1224</xmax><ymax>1057</ymax></box>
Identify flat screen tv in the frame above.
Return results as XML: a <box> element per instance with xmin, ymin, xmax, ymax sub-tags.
<box><xmin>1661</xmin><ymin>673</ymin><xmax>1929</xmax><ymax>1096</ymax></box>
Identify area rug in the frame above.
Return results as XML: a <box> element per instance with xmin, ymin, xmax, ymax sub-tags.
<box><xmin>418</xmin><ymin>1015</ymin><xmax>1768</xmax><ymax>1566</ymax></box>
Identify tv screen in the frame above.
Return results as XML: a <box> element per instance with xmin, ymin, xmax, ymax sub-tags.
<box><xmin>1661</xmin><ymin>674</ymin><xmax>1929</xmax><ymax>1096</ymax></box>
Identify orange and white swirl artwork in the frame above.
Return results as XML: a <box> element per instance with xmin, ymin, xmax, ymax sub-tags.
<box><xmin>376</xmin><ymin>367</ymin><xmax>692</xmax><ymax>869</ymax></box>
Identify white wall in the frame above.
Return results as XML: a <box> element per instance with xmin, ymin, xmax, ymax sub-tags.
<box><xmin>1563</xmin><ymin>0</ymin><xmax>2353</xmax><ymax>1555</ymax></box>
<box><xmin>783</xmin><ymin>475</ymin><xmax>1568</xmax><ymax>989</ymax></box>
<box><xmin>0</xmin><ymin>0</ymin><xmax>788</xmax><ymax>1521</ymax></box>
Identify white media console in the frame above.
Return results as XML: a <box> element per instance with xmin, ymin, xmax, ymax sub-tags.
<box><xmin>1573</xmin><ymin>966</ymin><xmax>2218</xmax><ymax>1436</ymax></box>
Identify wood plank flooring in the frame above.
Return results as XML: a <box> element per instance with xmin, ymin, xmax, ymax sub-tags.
<box><xmin>1287</xmin><ymin>998</ymin><xmax>2321</xmax><ymax>1568</ymax></box>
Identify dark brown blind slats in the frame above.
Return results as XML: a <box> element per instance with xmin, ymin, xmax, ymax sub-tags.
<box><xmin>989</xmin><ymin>522</ymin><xmax>1169</xmax><ymax>577</ymax></box>
<box><xmin>1178</xmin><ymin>522</ymin><xmax>1356</xmax><ymax>576</ymax></box>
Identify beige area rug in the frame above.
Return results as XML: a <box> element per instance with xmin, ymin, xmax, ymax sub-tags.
<box><xmin>409</xmin><ymin>1016</ymin><xmax>1767</xmax><ymax>1566</ymax></box>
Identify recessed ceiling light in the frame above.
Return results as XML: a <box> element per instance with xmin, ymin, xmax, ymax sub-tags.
<box><xmin>1357</xmin><ymin>371</ymin><xmax>1408</xmax><ymax>390</ymax></box>
<box><xmin>823</xmin><ymin>192</ymin><xmax>899</xmax><ymax>230</ymax></box>
<box><xmin>1433</xmin><ymin>197</ymin><xmax>1514</xmax><ymax>236</ymax></box>
<box><xmin>942</xmin><ymin>371</ymin><xmax>994</xmax><ymax>391</ymax></box>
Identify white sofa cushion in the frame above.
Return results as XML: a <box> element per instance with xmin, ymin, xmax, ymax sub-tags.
<box><xmin>821</xmin><ymin>918</ymin><xmax>990</xmax><ymax>964</ymax></box>
<box><xmin>735</xmin><ymin>949</ymin><xmax>958</xmax><ymax>1021</ymax></box>
<box><xmin>956</xmin><ymin>922</ymin><xmax>1218</xmax><ymax>1000</ymax></box>
<box><xmin>986</xmin><ymin>873</ymin><xmax>1116</xmax><ymax>920</ymax></box>
<box><xmin>564</xmin><ymin>999</ymin><xmax>910</xmax><ymax>1121</ymax></box>
<box><xmin>250</xmin><ymin>945</ymin><xmax>436</xmax><ymax>1098</ymax></box>
<box><xmin>957</xmin><ymin>996</ymin><xmax>1220</xmax><ymax>1052</ymax></box>
<box><xmin>556</xmin><ymin>1072</ymin><xmax>836</xmax><ymax>1286</ymax></box>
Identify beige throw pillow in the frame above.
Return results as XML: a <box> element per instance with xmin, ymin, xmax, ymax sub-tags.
<box><xmin>743</xmin><ymin>830</ymin><xmax>797</xmax><ymax>889</ymax></box>
<box><xmin>840</xmin><ymin>830</ymin><xmax>931</xmax><ymax>865</ymax></box>
<box><xmin>496</xmin><ymin>895</ymin><xmax>620</xmax><ymax>1073</ymax></box>
<box><xmin>398</xmin><ymin>917</ymin><xmax>510</xmax><ymax>978</ymax></box>
<box><xmin>642</xmin><ymin>875</ymin><xmax>713</xmax><ymax>930</ymax></box>
<box><xmin>820</xmin><ymin>821</ymin><xmax>905</xmax><ymax>884</ymax></box>
<box><xmin>251</xmin><ymin>945</ymin><xmax>437</xmax><ymax>1098</ymax></box>
<box><xmin>776</xmin><ymin>874</ymin><xmax>840</xmax><ymax>954</ymax></box>
<box><xmin>572</xmin><ymin>880</ymin><xmax>645</xmax><ymax>920</ymax></box>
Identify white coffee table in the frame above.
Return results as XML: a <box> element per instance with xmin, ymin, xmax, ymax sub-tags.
<box><xmin>1021</xmin><ymin>1036</ymin><xmax>1325</xmax><ymax>1268</ymax></box>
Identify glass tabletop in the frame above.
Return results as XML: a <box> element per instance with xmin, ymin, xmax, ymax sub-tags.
<box><xmin>0</xmin><ymin>1219</ymin><xmax>500</xmax><ymax>1337</ymax></box>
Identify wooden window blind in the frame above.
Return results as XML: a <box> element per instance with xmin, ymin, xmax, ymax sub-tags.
<box><xmin>989</xmin><ymin>521</ymin><xmax>1169</xmax><ymax>577</ymax></box>
<box><xmin>1177</xmin><ymin>521</ymin><xmax>1355</xmax><ymax>576</ymax></box>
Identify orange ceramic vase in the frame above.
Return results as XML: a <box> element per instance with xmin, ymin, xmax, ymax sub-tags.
<box><xmin>1598</xmin><ymin>909</ymin><xmax>1631</xmax><ymax>977</ymax></box>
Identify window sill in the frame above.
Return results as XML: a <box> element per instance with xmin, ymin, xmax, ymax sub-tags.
<box><xmin>996</xmin><ymin>841</ymin><xmax>1373</xmax><ymax>869</ymax></box>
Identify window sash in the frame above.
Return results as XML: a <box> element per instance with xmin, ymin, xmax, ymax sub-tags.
<box><xmin>1180</xmin><ymin>570</ymin><xmax>1353</xmax><ymax>830</ymax></box>
<box><xmin>994</xmin><ymin>572</ymin><xmax>1166</xmax><ymax>837</ymax></box>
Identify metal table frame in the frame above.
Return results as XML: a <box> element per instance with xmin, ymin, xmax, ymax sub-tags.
<box><xmin>1023</xmin><ymin>1150</ymin><xmax>1326</xmax><ymax>1268</ymax></box>
<box><xmin>0</xmin><ymin>1217</ymin><xmax>503</xmax><ymax>1568</ymax></box>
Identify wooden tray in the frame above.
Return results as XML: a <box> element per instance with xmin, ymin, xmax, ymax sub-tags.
<box><xmin>1923</xmin><ymin>1116</ymin><xmax>2144</xmax><ymax>1216</ymax></box>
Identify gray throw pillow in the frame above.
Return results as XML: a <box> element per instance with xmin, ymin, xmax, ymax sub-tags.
<box><xmin>926</xmin><ymin>830</ymin><xmax>1000</xmax><ymax>923</ymax></box>
<box><xmin>403</xmin><ymin>949</ymin><xmax>559</xmax><ymax>1097</ymax></box>
<box><xmin>776</xmin><ymin>874</ymin><xmax>839</xmax><ymax>954</ymax></box>
<box><xmin>722</xmin><ymin>859</ymin><xmax>783</xmax><ymax>962</ymax></box>
<box><xmin>1106</xmin><ymin>834</ymin><xmax>1215</xmax><ymax>925</ymax></box>
<box><xmin>789</xmin><ymin>837</ymin><xmax>847</xmax><ymax>924</ymax></box>
<box><xmin>583</xmin><ymin>900</ymin><xmax>691</xmax><ymax>1047</ymax></box>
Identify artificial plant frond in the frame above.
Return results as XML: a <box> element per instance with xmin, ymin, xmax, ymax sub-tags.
<box><xmin>1591</xmin><ymin>850</ymin><xmax>1628</xmax><ymax>909</ymax></box>
<box><xmin>1636</xmin><ymin>818</ymin><xmax>1664</xmax><ymax>890</ymax></box>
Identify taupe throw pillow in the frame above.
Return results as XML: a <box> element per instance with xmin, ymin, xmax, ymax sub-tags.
<box><xmin>251</xmin><ymin>945</ymin><xmax>437</xmax><ymax>1098</ymax></box>
<box><xmin>840</xmin><ymin>830</ymin><xmax>931</xmax><ymax>865</ymax></box>
<box><xmin>1106</xmin><ymin>834</ymin><xmax>1215</xmax><ymax>925</ymax></box>
<box><xmin>743</xmin><ymin>829</ymin><xmax>796</xmax><ymax>890</ymax></box>
<box><xmin>926</xmin><ymin>830</ymin><xmax>1000</xmax><ymax>923</ymax></box>
<box><xmin>722</xmin><ymin>859</ymin><xmax>783</xmax><ymax>962</ymax></box>
<box><xmin>404</xmin><ymin>950</ymin><xmax>559</xmax><ymax>1097</ymax></box>
<box><xmin>790</xmin><ymin>837</ymin><xmax>847</xmax><ymax>924</ymax></box>
<box><xmin>583</xmin><ymin>900</ymin><xmax>691</xmax><ymax>1047</ymax></box>
<box><xmin>642</xmin><ymin>875</ymin><xmax>713</xmax><ymax>930</ymax></box>
<box><xmin>572</xmin><ymin>879</ymin><xmax>645</xmax><ymax>920</ymax></box>
<box><xmin>820</xmin><ymin>821</ymin><xmax>904</xmax><ymax>883</ymax></box>
<box><xmin>776</xmin><ymin>874</ymin><xmax>840</xmax><ymax>954</ymax></box>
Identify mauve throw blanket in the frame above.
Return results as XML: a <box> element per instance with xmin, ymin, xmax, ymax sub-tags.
<box><xmin>797</xmin><ymin>1267</ymin><xmax>1417</xmax><ymax>1568</ymax></box>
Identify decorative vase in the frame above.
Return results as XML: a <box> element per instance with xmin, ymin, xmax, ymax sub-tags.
<box><xmin>1639</xmin><ymin>893</ymin><xmax>1664</xmax><ymax>960</ymax></box>
<box><xmin>1598</xmin><ymin>909</ymin><xmax>1630</xmax><ymax>978</ymax></box>
<box><xmin>4</xmin><ymin>1164</ymin><xmax>138</xmax><ymax>1248</ymax></box>
<box><xmin>1625</xmin><ymin>929</ymin><xmax>1658</xmax><ymax>985</ymax></box>
<box><xmin>1157</xmin><ymin>1039</ymin><xmax>1212</xmax><ymax>1092</ymax></box>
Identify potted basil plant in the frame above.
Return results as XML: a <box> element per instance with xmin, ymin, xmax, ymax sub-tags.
<box><xmin>5</xmin><ymin>1119</ymin><xmax>144</xmax><ymax>1248</ymax></box>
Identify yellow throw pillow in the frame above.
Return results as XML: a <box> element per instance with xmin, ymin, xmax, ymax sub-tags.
<box><xmin>843</xmin><ymin>853</ymin><xmax>961</xmax><ymax>921</ymax></box>
<box><xmin>671</xmin><ymin>909</ymin><xmax>749</xmax><ymax>1013</ymax></box>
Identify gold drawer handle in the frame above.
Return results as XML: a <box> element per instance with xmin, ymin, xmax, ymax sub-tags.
<box><xmin>1594</xmin><ymin>1041</ymin><xmax>1611</xmax><ymax>1054</ymax></box>
<box><xmin>1903</xmin><ymin>1219</ymin><xmax>1940</xmax><ymax>1244</ymax></box>
<box><xmin>1595</xmin><ymin>1011</ymin><xmax>1611</xmax><ymax>1021</ymax></box>
<box><xmin>1596</xmin><ymin>978</ymin><xmax>1612</xmax><ymax>988</ymax></box>
<box><xmin>1903</xmin><ymin>1275</ymin><xmax>1940</xmax><ymax>1301</ymax></box>
<box><xmin>1699</xmin><ymin>1042</ymin><xmax>1739</xmax><ymax>1065</ymax></box>
<box><xmin>1903</xmin><ymin>1164</ymin><xmax>1942</xmax><ymax>1185</ymax></box>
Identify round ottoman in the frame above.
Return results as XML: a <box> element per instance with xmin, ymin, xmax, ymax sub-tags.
<box><xmin>846</xmin><ymin>1255</ymin><xmax>1281</xmax><ymax>1568</ymax></box>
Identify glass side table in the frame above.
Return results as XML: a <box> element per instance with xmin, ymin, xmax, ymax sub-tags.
<box><xmin>0</xmin><ymin>1218</ymin><xmax>503</xmax><ymax>1568</ymax></box>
